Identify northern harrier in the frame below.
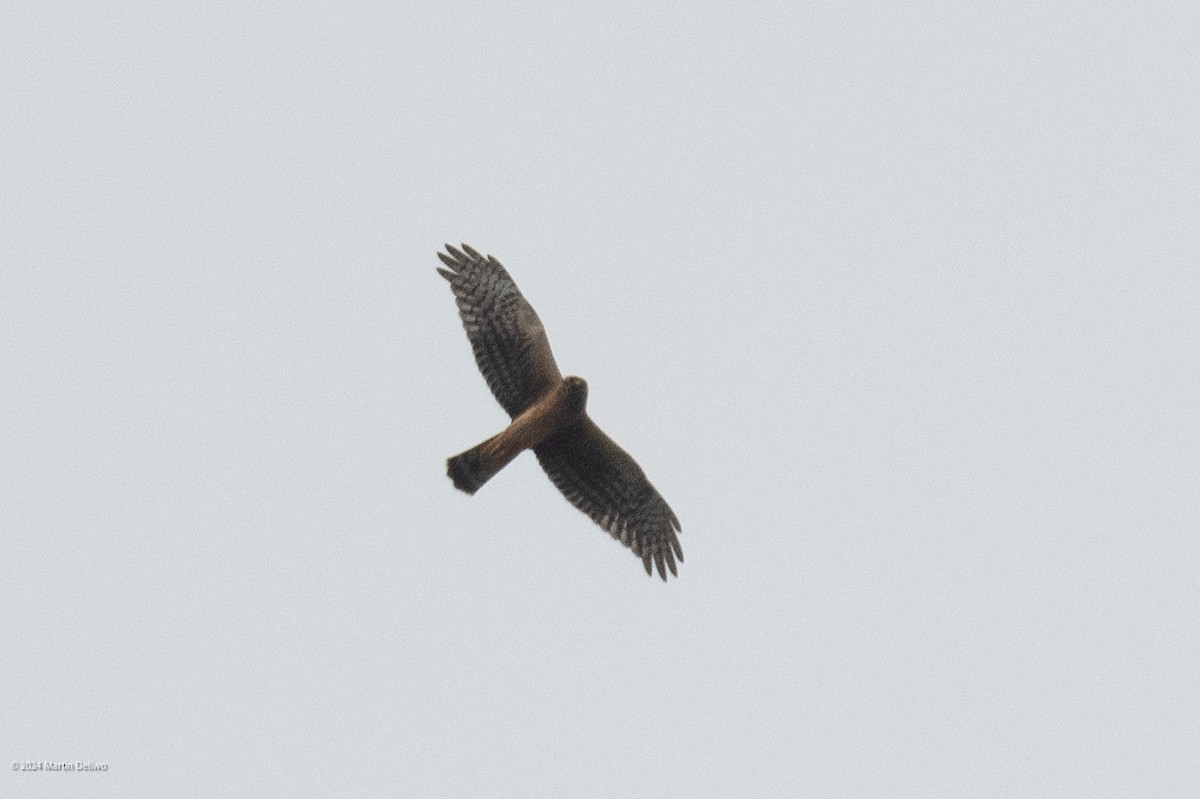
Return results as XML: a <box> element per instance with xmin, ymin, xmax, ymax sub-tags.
<box><xmin>437</xmin><ymin>244</ymin><xmax>683</xmax><ymax>580</ymax></box>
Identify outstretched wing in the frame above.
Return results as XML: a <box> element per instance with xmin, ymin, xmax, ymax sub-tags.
<box><xmin>437</xmin><ymin>244</ymin><xmax>563</xmax><ymax>418</ymax></box>
<box><xmin>534</xmin><ymin>417</ymin><xmax>683</xmax><ymax>580</ymax></box>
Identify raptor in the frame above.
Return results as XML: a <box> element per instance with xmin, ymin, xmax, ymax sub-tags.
<box><xmin>437</xmin><ymin>244</ymin><xmax>683</xmax><ymax>580</ymax></box>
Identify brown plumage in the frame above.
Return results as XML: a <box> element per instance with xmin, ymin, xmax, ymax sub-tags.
<box><xmin>437</xmin><ymin>244</ymin><xmax>683</xmax><ymax>580</ymax></box>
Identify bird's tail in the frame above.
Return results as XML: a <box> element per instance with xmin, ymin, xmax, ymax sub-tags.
<box><xmin>447</xmin><ymin>436</ymin><xmax>516</xmax><ymax>495</ymax></box>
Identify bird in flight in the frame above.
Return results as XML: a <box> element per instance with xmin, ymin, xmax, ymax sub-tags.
<box><xmin>437</xmin><ymin>244</ymin><xmax>683</xmax><ymax>580</ymax></box>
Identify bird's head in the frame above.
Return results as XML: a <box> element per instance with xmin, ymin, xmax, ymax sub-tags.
<box><xmin>562</xmin><ymin>375</ymin><xmax>589</xmax><ymax>413</ymax></box>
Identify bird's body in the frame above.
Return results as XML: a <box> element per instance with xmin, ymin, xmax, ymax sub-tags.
<box><xmin>437</xmin><ymin>244</ymin><xmax>683</xmax><ymax>580</ymax></box>
<box><xmin>446</xmin><ymin>376</ymin><xmax>586</xmax><ymax>495</ymax></box>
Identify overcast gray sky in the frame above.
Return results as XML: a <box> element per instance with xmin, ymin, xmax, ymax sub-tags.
<box><xmin>3</xmin><ymin>1</ymin><xmax>1198</xmax><ymax>796</ymax></box>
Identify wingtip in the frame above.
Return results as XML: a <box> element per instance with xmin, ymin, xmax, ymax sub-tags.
<box><xmin>654</xmin><ymin>550</ymin><xmax>667</xmax><ymax>581</ymax></box>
